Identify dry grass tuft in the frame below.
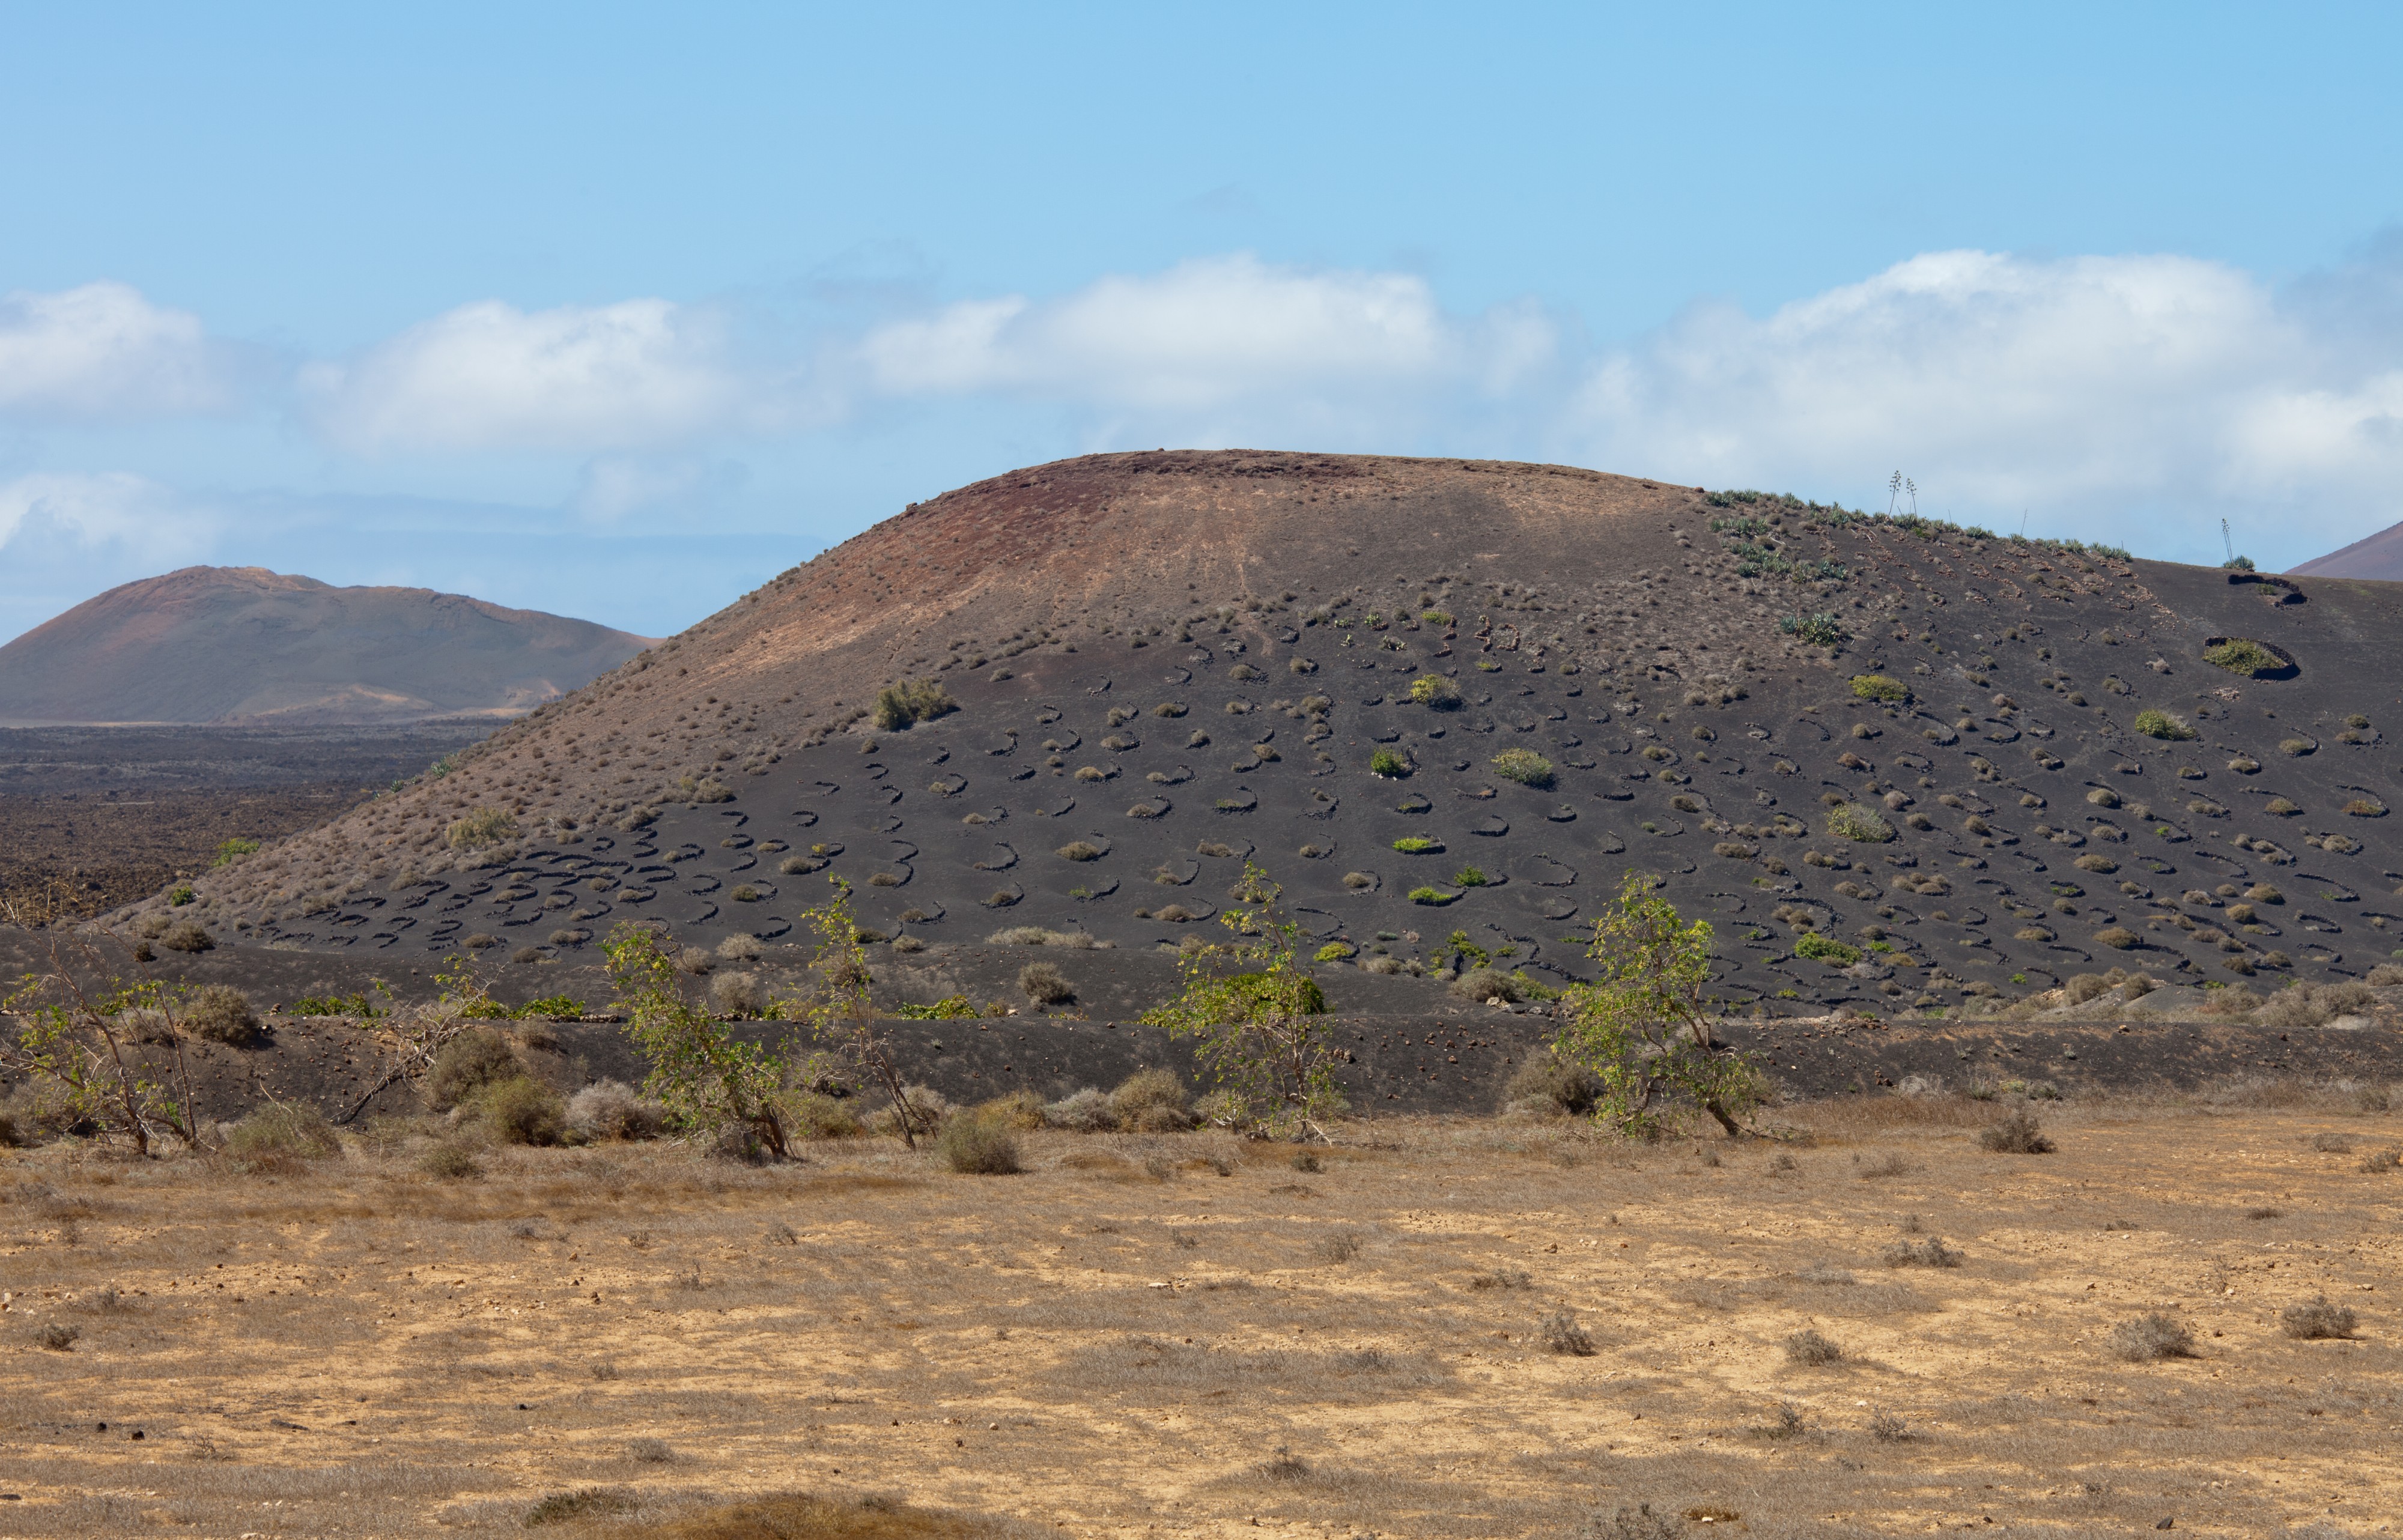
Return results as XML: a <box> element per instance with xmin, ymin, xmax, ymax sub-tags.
<box><xmin>1784</xmin><ymin>1328</ymin><xmax>1843</xmax><ymax>1366</ymax></box>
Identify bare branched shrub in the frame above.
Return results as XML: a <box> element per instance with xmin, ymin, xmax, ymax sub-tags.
<box><xmin>708</xmin><ymin>971</ymin><xmax>767</xmax><ymax>1019</ymax></box>
<box><xmin>2280</xmin><ymin>1296</ymin><xmax>2359</xmax><ymax>1340</ymax></box>
<box><xmin>1018</xmin><ymin>961</ymin><xmax>1074</xmax><ymax>1004</ymax></box>
<box><xmin>1540</xmin><ymin>1308</ymin><xmax>1596</xmax><ymax>1356</ymax></box>
<box><xmin>1979</xmin><ymin>1108</ymin><xmax>2056</xmax><ymax>1153</ymax></box>
<box><xmin>567</xmin><ymin>1081</ymin><xmax>664</xmax><ymax>1142</ymax></box>
<box><xmin>223</xmin><ymin>1103</ymin><xmax>339</xmax><ymax>1169</ymax></box>
<box><xmin>1882</xmin><ymin>1235</ymin><xmax>1964</xmax><ymax>1268</ymax></box>
<box><xmin>1784</xmin><ymin>1328</ymin><xmax>1843</xmax><ymax>1365</ymax></box>
<box><xmin>2108</xmin><ymin>1312</ymin><xmax>2196</xmax><ymax>1361</ymax></box>
<box><xmin>1502</xmin><ymin>1052</ymin><xmax>1604</xmax><ymax>1117</ymax></box>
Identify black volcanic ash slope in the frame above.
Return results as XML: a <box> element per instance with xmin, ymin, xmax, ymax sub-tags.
<box><xmin>127</xmin><ymin>458</ymin><xmax>2403</xmax><ymax>1016</ymax></box>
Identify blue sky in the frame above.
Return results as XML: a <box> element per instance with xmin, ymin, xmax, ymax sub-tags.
<box><xmin>5</xmin><ymin>1</ymin><xmax>2403</xmax><ymax>641</ymax></box>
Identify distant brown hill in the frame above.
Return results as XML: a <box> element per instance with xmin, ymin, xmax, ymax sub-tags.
<box><xmin>0</xmin><ymin>566</ymin><xmax>654</xmax><ymax>726</ymax></box>
<box><xmin>2288</xmin><ymin>520</ymin><xmax>2403</xmax><ymax>582</ymax></box>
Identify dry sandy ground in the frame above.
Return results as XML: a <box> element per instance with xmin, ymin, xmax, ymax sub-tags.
<box><xmin>2</xmin><ymin>1094</ymin><xmax>2399</xmax><ymax>1539</ymax></box>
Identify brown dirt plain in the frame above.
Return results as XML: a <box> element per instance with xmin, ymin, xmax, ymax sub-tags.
<box><xmin>5</xmin><ymin>1094</ymin><xmax>2401</xmax><ymax>1538</ymax></box>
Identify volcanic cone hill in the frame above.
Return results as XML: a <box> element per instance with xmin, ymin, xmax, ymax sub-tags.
<box><xmin>131</xmin><ymin>451</ymin><xmax>2403</xmax><ymax>1015</ymax></box>
<box><xmin>0</xmin><ymin>566</ymin><xmax>654</xmax><ymax>726</ymax></box>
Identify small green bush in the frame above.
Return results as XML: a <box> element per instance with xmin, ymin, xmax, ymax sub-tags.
<box><xmin>1370</xmin><ymin>748</ymin><xmax>1411</xmax><ymax>778</ymax></box>
<box><xmin>1454</xmin><ymin>865</ymin><xmax>1489</xmax><ymax>887</ymax></box>
<box><xmin>224</xmin><ymin>1103</ymin><xmax>339</xmax><ymax>1166</ymax></box>
<box><xmin>1409</xmin><ymin>886</ymin><xmax>1460</xmax><ymax>905</ymax></box>
<box><xmin>447</xmin><ymin>807</ymin><xmax>518</xmax><ymax>851</ymax></box>
<box><xmin>1795</xmin><ymin>933</ymin><xmax>1861</xmax><ymax>966</ymax></box>
<box><xmin>1409</xmin><ymin>675</ymin><xmax>1462</xmax><ymax>709</ymax></box>
<box><xmin>479</xmin><ymin>1076</ymin><xmax>568</xmax><ymax>1146</ymax></box>
<box><xmin>872</xmin><ymin>678</ymin><xmax>958</xmax><ymax>730</ymax></box>
<box><xmin>1849</xmin><ymin>674</ymin><xmax>1908</xmax><ymax>703</ymax></box>
<box><xmin>1057</xmin><ymin>840</ymin><xmax>1104</xmax><ymax>861</ymax></box>
<box><xmin>1827</xmin><ymin>803</ymin><xmax>1894</xmax><ymax>843</ymax></box>
<box><xmin>2133</xmin><ymin>708</ymin><xmax>2196</xmax><ymax>740</ymax></box>
<box><xmin>1110</xmin><ymin>1068</ymin><xmax>1192</xmax><ymax>1132</ymax></box>
<box><xmin>2203</xmin><ymin>638</ymin><xmax>2285</xmax><ymax>676</ymax></box>
<box><xmin>937</xmin><ymin>1111</ymin><xmax>1024</xmax><ymax>1174</ymax></box>
<box><xmin>428</xmin><ymin>1029</ymin><xmax>519</xmax><ymax>1109</ymax></box>
<box><xmin>1490</xmin><ymin>749</ymin><xmax>1555</xmax><ymax>787</ymax></box>
<box><xmin>159</xmin><ymin>919</ymin><xmax>214</xmax><ymax>953</ymax></box>
<box><xmin>184</xmin><ymin>984</ymin><xmax>261</xmax><ymax>1045</ymax></box>
<box><xmin>1393</xmin><ymin>836</ymin><xmax>1443</xmax><ymax>853</ymax></box>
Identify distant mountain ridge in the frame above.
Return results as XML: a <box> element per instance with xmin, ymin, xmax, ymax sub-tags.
<box><xmin>0</xmin><ymin>566</ymin><xmax>655</xmax><ymax>725</ymax></box>
<box><xmin>2288</xmin><ymin>521</ymin><xmax>2403</xmax><ymax>582</ymax></box>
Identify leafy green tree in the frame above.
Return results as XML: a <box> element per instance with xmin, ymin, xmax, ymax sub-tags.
<box><xmin>604</xmin><ymin>923</ymin><xmax>789</xmax><ymax>1157</ymax></box>
<box><xmin>785</xmin><ymin>878</ymin><xmax>927</xmax><ymax>1149</ymax></box>
<box><xmin>1552</xmin><ymin>872</ymin><xmax>1764</xmax><ymax>1138</ymax></box>
<box><xmin>1140</xmin><ymin>861</ymin><xmax>1345</xmax><ymax>1140</ymax></box>
<box><xmin>0</xmin><ymin>920</ymin><xmax>206</xmax><ymax>1156</ymax></box>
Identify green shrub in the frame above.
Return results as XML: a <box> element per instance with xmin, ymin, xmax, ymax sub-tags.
<box><xmin>872</xmin><ymin>678</ymin><xmax>958</xmax><ymax>730</ymax></box>
<box><xmin>1453</xmin><ymin>965</ymin><xmax>1522</xmax><ymax>1002</ymax></box>
<box><xmin>223</xmin><ymin>1103</ymin><xmax>339</xmax><ymax>1166</ymax></box>
<box><xmin>2203</xmin><ymin>638</ymin><xmax>2285</xmax><ymax>676</ymax></box>
<box><xmin>937</xmin><ymin>1110</ymin><xmax>1024</xmax><ymax>1174</ymax></box>
<box><xmin>159</xmin><ymin>919</ymin><xmax>214</xmax><ymax>953</ymax></box>
<box><xmin>1849</xmin><ymin>674</ymin><xmax>1909</xmax><ymax>703</ymax></box>
<box><xmin>1490</xmin><ymin>749</ymin><xmax>1555</xmax><ymax>787</ymax></box>
<box><xmin>184</xmin><ymin>984</ymin><xmax>261</xmax><ymax>1045</ymax></box>
<box><xmin>447</xmin><ymin>807</ymin><xmax>518</xmax><ymax>851</ymax></box>
<box><xmin>895</xmin><ymin>995</ymin><xmax>979</xmax><ymax>1019</ymax></box>
<box><xmin>1827</xmin><ymin>803</ymin><xmax>1894</xmax><ymax>842</ymax></box>
<box><xmin>1503</xmin><ymin>1052</ymin><xmax>1603</xmax><ymax>1115</ymax></box>
<box><xmin>479</xmin><ymin>1076</ymin><xmax>568</xmax><ymax>1146</ymax></box>
<box><xmin>1392</xmin><ymin>836</ymin><xmax>1442</xmax><ymax>853</ymax></box>
<box><xmin>1110</xmin><ymin>1068</ymin><xmax>1192</xmax><ymax>1132</ymax></box>
<box><xmin>211</xmin><ymin>837</ymin><xmax>261</xmax><ymax>867</ymax></box>
<box><xmin>1409</xmin><ymin>886</ymin><xmax>1460</xmax><ymax>905</ymax></box>
<box><xmin>1454</xmin><ymin>865</ymin><xmax>1489</xmax><ymax>887</ymax></box>
<box><xmin>2134</xmin><ymin>708</ymin><xmax>2197</xmax><ymax>740</ymax></box>
<box><xmin>428</xmin><ymin>1028</ymin><xmax>518</xmax><ymax>1109</ymax></box>
<box><xmin>1408</xmin><ymin>675</ymin><xmax>1462</xmax><ymax>709</ymax></box>
<box><xmin>780</xmin><ymin>1090</ymin><xmax>863</xmax><ymax>1139</ymax></box>
<box><xmin>168</xmin><ymin>884</ymin><xmax>195</xmax><ymax>906</ymax></box>
<box><xmin>1370</xmin><ymin>748</ymin><xmax>1411</xmax><ymax>778</ymax></box>
<box><xmin>1795</xmin><ymin>933</ymin><xmax>1862</xmax><ymax>966</ymax></box>
<box><xmin>1779</xmin><ymin>612</ymin><xmax>1849</xmax><ymax>647</ymax></box>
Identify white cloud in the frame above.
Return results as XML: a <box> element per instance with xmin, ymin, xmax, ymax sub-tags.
<box><xmin>305</xmin><ymin>298</ymin><xmax>753</xmax><ymax>453</ymax></box>
<box><xmin>1563</xmin><ymin>249</ymin><xmax>2403</xmax><ymax>557</ymax></box>
<box><xmin>0</xmin><ymin>471</ymin><xmax>210</xmax><ymax>554</ymax></box>
<box><xmin>860</xmin><ymin>253</ymin><xmax>1554</xmax><ymax>411</ymax></box>
<box><xmin>0</xmin><ymin>282</ymin><xmax>228</xmax><ymax>417</ymax></box>
<box><xmin>569</xmin><ymin>454</ymin><xmax>749</xmax><ymax>523</ymax></box>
